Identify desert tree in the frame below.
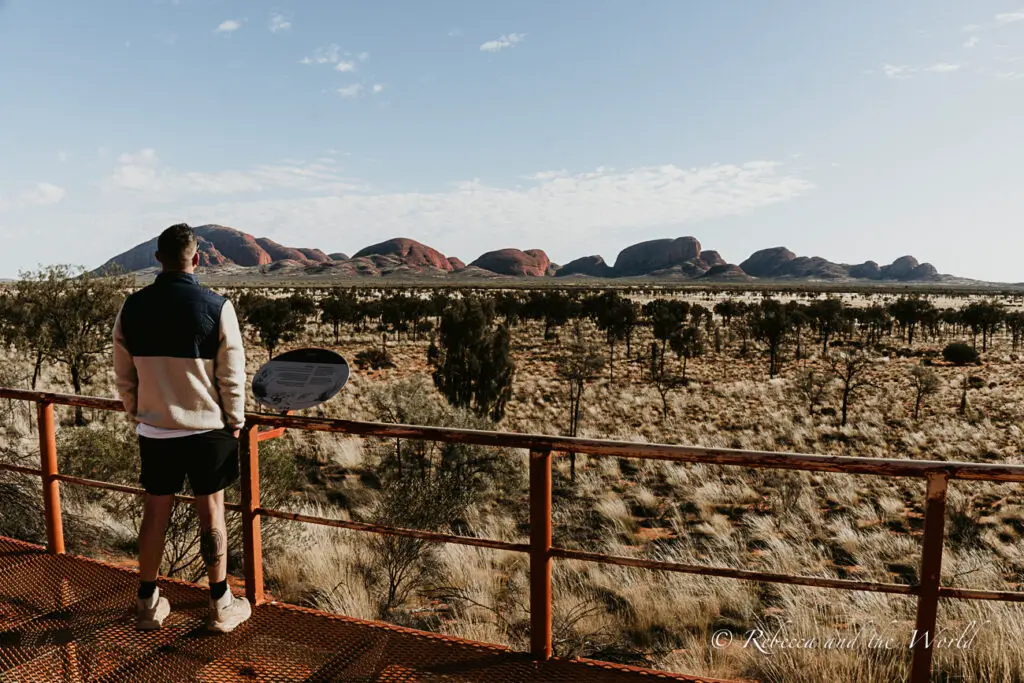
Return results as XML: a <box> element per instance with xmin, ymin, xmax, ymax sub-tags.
<box><xmin>786</xmin><ymin>302</ymin><xmax>810</xmax><ymax>361</ymax></box>
<box><xmin>427</xmin><ymin>296</ymin><xmax>515</xmax><ymax>421</ymax></box>
<box><xmin>1007</xmin><ymin>312</ymin><xmax>1024</xmax><ymax>352</ymax></box>
<box><xmin>319</xmin><ymin>289</ymin><xmax>361</xmax><ymax>343</ymax></box>
<box><xmin>790</xmin><ymin>368</ymin><xmax>835</xmax><ymax>416</ymax></box>
<box><xmin>365</xmin><ymin>379</ymin><xmax>518</xmax><ymax>615</ymax></box>
<box><xmin>648</xmin><ymin>341</ymin><xmax>685</xmax><ymax>417</ymax></box>
<box><xmin>749</xmin><ymin>299</ymin><xmax>791</xmax><ymax>378</ymax></box>
<box><xmin>909</xmin><ymin>365</ymin><xmax>940</xmax><ymax>421</ymax></box>
<box><xmin>526</xmin><ymin>291</ymin><xmax>579</xmax><ymax>341</ymax></box>
<box><xmin>857</xmin><ymin>304</ymin><xmax>892</xmax><ymax>348</ymax></box>
<box><xmin>591</xmin><ymin>292</ymin><xmax>630</xmax><ymax>381</ymax></box>
<box><xmin>960</xmin><ymin>300</ymin><xmax>1005</xmax><ymax>352</ymax></box>
<box><xmin>669</xmin><ymin>325</ymin><xmax>705</xmax><ymax>383</ymax></box>
<box><xmin>713</xmin><ymin>299</ymin><xmax>745</xmax><ymax>345</ymax></box>
<box><xmin>825</xmin><ymin>350</ymin><xmax>876</xmax><ymax>427</ymax></box>
<box><xmin>10</xmin><ymin>266</ymin><xmax>131</xmax><ymax>424</ymax></box>
<box><xmin>555</xmin><ymin>323</ymin><xmax>606</xmax><ymax>480</ymax></box>
<box><xmin>888</xmin><ymin>297</ymin><xmax>935</xmax><ymax>346</ymax></box>
<box><xmin>644</xmin><ymin>299</ymin><xmax>689</xmax><ymax>369</ymax></box>
<box><xmin>807</xmin><ymin>299</ymin><xmax>845</xmax><ymax>356</ymax></box>
<box><xmin>238</xmin><ymin>293</ymin><xmax>308</xmax><ymax>360</ymax></box>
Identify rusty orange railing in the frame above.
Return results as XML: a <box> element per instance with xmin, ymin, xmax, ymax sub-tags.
<box><xmin>3</xmin><ymin>388</ymin><xmax>1024</xmax><ymax>682</ymax></box>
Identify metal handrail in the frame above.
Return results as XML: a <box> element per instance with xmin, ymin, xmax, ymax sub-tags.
<box><xmin>1</xmin><ymin>387</ymin><xmax>1022</xmax><ymax>682</ymax></box>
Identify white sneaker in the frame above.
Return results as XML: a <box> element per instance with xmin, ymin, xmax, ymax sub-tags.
<box><xmin>207</xmin><ymin>589</ymin><xmax>252</xmax><ymax>633</ymax></box>
<box><xmin>136</xmin><ymin>587</ymin><xmax>171</xmax><ymax>631</ymax></box>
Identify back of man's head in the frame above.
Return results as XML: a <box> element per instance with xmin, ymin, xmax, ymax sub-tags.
<box><xmin>156</xmin><ymin>224</ymin><xmax>199</xmax><ymax>271</ymax></box>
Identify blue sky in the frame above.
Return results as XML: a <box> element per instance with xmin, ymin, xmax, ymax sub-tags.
<box><xmin>1</xmin><ymin>1</ymin><xmax>1023</xmax><ymax>281</ymax></box>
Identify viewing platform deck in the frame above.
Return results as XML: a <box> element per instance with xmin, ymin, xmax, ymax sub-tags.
<box><xmin>0</xmin><ymin>537</ymin><xmax>729</xmax><ymax>682</ymax></box>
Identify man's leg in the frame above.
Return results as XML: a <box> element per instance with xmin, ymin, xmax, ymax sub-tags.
<box><xmin>189</xmin><ymin>428</ymin><xmax>249</xmax><ymax>632</ymax></box>
<box><xmin>135</xmin><ymin>493</ymin><xmax>175</xmax><ymax>630</ymax></box>
<box><xmin>194</xmin><ymin>491</ymin><xmax>228</xmax><ymax>590</ymax></box>
<box><xmin>138</xmin><ymin>494</ymin><xmax>175</xmax><ymax>586</ymax></box>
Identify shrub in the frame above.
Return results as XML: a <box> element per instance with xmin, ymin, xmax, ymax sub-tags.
<box><xmin>355</xmin><ymin>346</ymin><xmax>396</xmax><ymax>370</ymax></box>
<box><xmin>943</xmin><ymin>342</ymin><xmax>980</xmax><ymax>366</ymax></box>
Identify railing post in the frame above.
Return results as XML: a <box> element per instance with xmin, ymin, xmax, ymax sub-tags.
<box><xmin>529</xmin><ymin>448</ymin><xmax>553</xmax><ymax>660</ymax></box>
<box><xmin>38</xmin><ymin>401</ymin><xmax>64</xmax><ymax>555</ymax></box>
<box><xmin>911</xmin><ymin>473</ymin><xmax>948</xmax><ymax>683</ymax></box>
<box><xmin>239</xmin><ymin>426</ymin><xmax>264</xmax><ymax>605</ymax></box>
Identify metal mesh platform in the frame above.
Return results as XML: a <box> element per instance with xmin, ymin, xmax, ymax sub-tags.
<box><xmin>0</xmin><ymin>537</ymin><xmax>734</xmax><ymax>682</ymax></box>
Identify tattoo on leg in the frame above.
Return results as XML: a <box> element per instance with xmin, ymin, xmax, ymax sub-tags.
<box><xmin>200</xmin><ymin>529</ymin><xmax>224</xmax><ymax>569</ymax></box>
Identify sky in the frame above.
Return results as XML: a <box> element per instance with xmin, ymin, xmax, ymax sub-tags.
<box><xmin>1</xmin><ymin>1</ymin><xmax>1023</xmax><ymax>281</ymax></box>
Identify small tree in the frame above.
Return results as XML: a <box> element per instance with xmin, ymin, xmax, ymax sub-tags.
<box><xmin>909</xmin><ymin>365</ymin><xmax>940</xmax><ymax>420</ymax></box>
<box><xmin>889</xmin><ymin>297</ymin><xmax>935</xmax><ymax>346</ymax></box>
<box><xmin>10</xmin><ymin>266</ymin><xmax>131</xmax><ymax>424</ymax></box>
<box><xmin>427</xmin><ymin>297</ymin><xmax>515</xmax><ymax>421</ymax></box>
<box><xmin>555</xmin><ymin>324</ymin><xmax>605</xmax><ymax>481</ymax></box>
<box><xmin>239</xmin><ymin>294</ymin><xmax>306</xmax><ymax>360</ymax></box>
<box><xmin>790</xmin><ymin>368</ymin><xmax>835</xmax><ymax>416</ymax></box>
<box><xmin>749</xmin><ymin>299</ymin><xmax>791</xmax><ymax>378</ymax></box>
<box><xmin>669</xmin><ymin>325</ymin><xmax>705</xmax><ymax>383</ymax></box>
<box><xmin>1006</xmin><ymin>312</ymin><xmax>1024</xmax><ymax>352</ymax></box>
<box><xmin>826</xmin><ymin>351</ymin><xmax>876</xmax><ymax>427</ymax></box>
<box><xmin>319</xmin><ymin>289</ymin><xmax>361</xmax><ymax>343</ymax></box>
<box><xmin>648</xmin><ymin>341</ymin><xmax>685</xmax><ymax>417</ymax></box>
<box><xmin>592</xmin><ymin>293</ymin><xmax>630</xmax><ymax>381</ymax></box>
<box><xmin>943</xmin><ymin>342</ymin><xmax>980</xmax><ymax>367</ymax></box>
<box><xmin>807</xmin><ymin>299</ymin><xmax>845</xmax><ymax>356</ymax></box>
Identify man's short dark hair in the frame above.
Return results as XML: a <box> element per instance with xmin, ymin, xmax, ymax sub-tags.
<box><xmin>157</xmin><ymin>223</ymin><xmax>198</xmax><ymax>268</ymax></box>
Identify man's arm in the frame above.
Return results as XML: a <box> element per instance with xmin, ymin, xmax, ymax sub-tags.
<box><xmin>112</xmin><ymin>305</ymin><xmax>138</xmax><ymax>420</ymax></box>
<box><xmin>216</xmin><ymin>300</ymin><xmax>247</xmax><ymax>431</ymax></box>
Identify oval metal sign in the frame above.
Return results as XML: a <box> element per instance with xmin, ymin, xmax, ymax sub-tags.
<box><xmin>252</xmin><ymin>348</ymin><xmax>350</xmax><ymax>412</ymax></box>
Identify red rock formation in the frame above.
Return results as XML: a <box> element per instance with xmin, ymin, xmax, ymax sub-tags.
<box><xmin>256</xmin><ymin>238</ymin><xmax>310</xmax><ymax>263</ymax></box>
<box><xmin>193</xmin><ymin>225</ymin><xmax>272</xmax><ymax>266</ymax></box>
<box><xmin>698</xmin><ymin>250</ymin><xmax>727</xmax><ymax>268</ymax></box>
<box><xmin>613</xmin><ymin>237</ymin><xmax>702</xmax><ymax>276</ymax></box>
<box><xmin>739</xmin><ymin>247</ymin><xmax>797</xmax><ymax>277</ymax></box>
<box><xmin>447</xmin><ymin>257</ymin><xmax>467</xmax><ymax>272</ymax></box>
<box><xmin>556</xmin><ymin>255</ymin><xmax>615</xmax><ymax>278</ymax></box>
<box><xmin>298</xmin><ymin>248</ymin><xmax>331</xmax><ymax>263</ymax></box>
<box><xmin>470</xmin><ymin>248</ymin><xmax>550</xmax><ymax>276</ymax></box>
<box><xmin>352</xmin><ymin>238</ymin><xmax>453</xmax><ymax>272</ymax></box>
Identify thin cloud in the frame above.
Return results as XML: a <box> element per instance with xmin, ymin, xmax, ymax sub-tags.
<box><xmin>0</xmin><ymin>183</ymin><xmax>66</xmax><ymax>212</ymax></box>
<box><xmin>996</xmin><ymin>9</ymin><xmax>1024</xmax><ymax>25</ymax></box>
<box><xmin>480</xmin><ymin>33</ymin><xmax>525</xmax><ymax>52</ymax></box>
<box><xmin>337</xmin><ymin>84</ymin><xmax>363</xmax><ymax>97</ymax></box>
<box><xmin>372</xmin><ymin>83</ymin><xmax>385</xmax><ymax>94</ymax></box>
<box><xmin>57</xmin><ymin>151</ymin><xmax>68</xmax><ymax>163</ymax></box>
<box><xmin>269</xmin><ymin>14</ymin><xmax>291</xmax><ymax>33</ymax></box>
<box><xmin>924</xmin><ymin>62</ymin><xmax>963</xmax><ymax>73</ymax></box>
<box><xmin>104</xmin><ymin>149</ymin><xmax>364</xmax><ymax>201</ymax></box>
<box><xmin>964</xmin><ymin>36</ymin><xmax>980</xmax><ymax>48</ymax></box>
<box><xmin>883</xmin><ymin>64</ymin><xmax>914</xmax><ymax>79</ymax></box>
<box><xmin>300</xmin><ymin>44</ymin><xmax>367</xmax><ymax>67</ymax></box>
<box><xmin>882</xmin><ymin>63</ymin><xmax>963</xmax><ymax>79</ymax></box>
<box><xmin>215</xmin><ymin>19</ymin><xmax>241</xmax><ymax>34</ymax></box>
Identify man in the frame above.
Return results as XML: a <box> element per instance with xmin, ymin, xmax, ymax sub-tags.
<box><xmin>113</xmin><ymin>223</ymin><xmax>252</xmax><ymax>633</ymax></box>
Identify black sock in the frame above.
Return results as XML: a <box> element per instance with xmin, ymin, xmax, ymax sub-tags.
<box><xmin>210</xmin><ymin>580</ymin><xmax>228</xmax><ymax>601</ymax></box>
<box><xmin>138</xmin><ymin>581</ymin><xmax>157</xmax><ymax>600</ymax></box>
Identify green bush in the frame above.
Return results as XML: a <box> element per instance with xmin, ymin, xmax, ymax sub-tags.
<box><xmin>355</xmin><ymin>346</ymin><xmax>396</xmax><ymax>370</ymax></box>
<box><xmin>943</xmin><ymin>342</ymin><xmax>980</xmax><ymax>366</ymax></box>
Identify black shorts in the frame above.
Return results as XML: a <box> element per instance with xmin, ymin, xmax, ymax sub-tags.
<box><xmin>138</xmin><ymin>428</ymin><xmax>240</xmax><ymax>496</ymax></box>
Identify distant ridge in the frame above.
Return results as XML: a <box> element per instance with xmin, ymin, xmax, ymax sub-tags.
<box><xmin>97</xmin><ymin>224</ymin><xmax>955</xmax><ymax>283</ymax></box>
